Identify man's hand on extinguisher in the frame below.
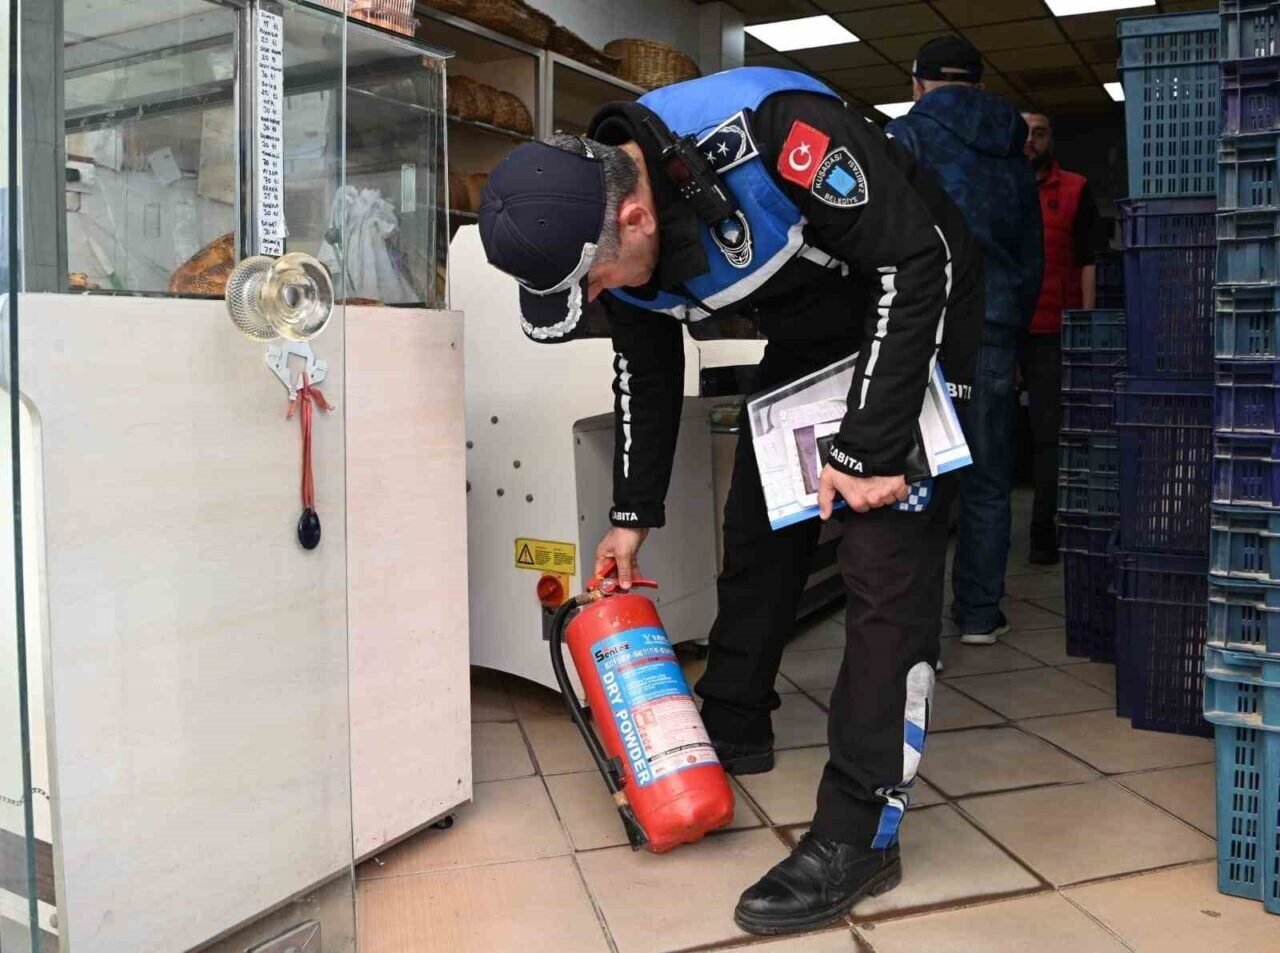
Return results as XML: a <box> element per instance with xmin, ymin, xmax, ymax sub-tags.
<box><xmin>818</xmin><ymin>466</ymin><xmax>909</xmax><ymax>519</ymax></box>
<box><xmin>595</xmin><ymin>527</ymin><xmax>650</xmax><ymax>591</ymax></box>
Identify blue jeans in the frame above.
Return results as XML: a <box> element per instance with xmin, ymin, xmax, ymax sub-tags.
<box><xmin>951</xmin><ymin>339</ymin><xmax>1016</xmax><ymax>631</ymax></box>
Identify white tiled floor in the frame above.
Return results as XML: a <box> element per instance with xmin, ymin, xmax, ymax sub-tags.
<box><xmin>356</xmin><ymin>493</ymin><xmax>1248</xmax><ymax>952</ymax></box>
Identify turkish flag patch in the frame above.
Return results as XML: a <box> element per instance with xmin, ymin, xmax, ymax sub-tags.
<box><xmin>777</xmin><ymin>120</ymin><xmax>831</xmax><ymax>189</ymax></box>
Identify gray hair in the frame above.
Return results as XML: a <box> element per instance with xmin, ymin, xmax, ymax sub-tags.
<box><xmin>545</xmin><ymin>133</ymin><xmax>639</xmax><ymax>261</ymax></box>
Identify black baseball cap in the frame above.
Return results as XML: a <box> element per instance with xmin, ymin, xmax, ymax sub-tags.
<box><xmin>477</xmin><ymin>140</ymin><xmax>607</xmax><ymax>343</ymax></box>
<box><xmin>912</xmin><ymin>36</ymin><xmax>983</xmax><ymax>84</ymax></box>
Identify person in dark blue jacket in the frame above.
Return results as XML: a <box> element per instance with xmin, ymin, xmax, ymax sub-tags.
<box><xmin>887</xmin><ymin>36</ymin><xmax>1043</xmax><ymax>646</ymax></box>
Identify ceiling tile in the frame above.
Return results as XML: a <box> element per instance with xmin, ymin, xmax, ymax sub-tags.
<box><xmin>1162</xmin><ymin>0</ymin><xmax>1219</xmax><ymax>11</ymax></box>
<box><xmin>963</xmin><ymin>18</ymin><xmax>1065</xmax><ymax>52</ymax></box>
<box><xmin>986</xmin><ymin>43</ymin><xmax>1083</xmax><ymax>71</ymax></box>
<box><xmin>1078</xmin><ymin>36</ymin><xmax>1119</xmax><ymax>65</ymax></box>
<box><xmin>789</xmin><ymin>41</ymin><xmax>887</xmax><ymax>71</ymax></box>
<box><xmin>931</xmin><ymin>0</ymin><xmax>1048</xmax><ymax>27</ymax></box>
<box><xmin>745</xmin><ymin>34</ymin><xmax>772</xmax><ymax>57</ymax></box>
<box><xmin>824</xmin><ymin>62</ymin><xmax>913</xmax><ymax>88</ymax></box>
<box><xmin>1009</xmin><ymin>64</ymin><xmax>1095</xmax><ymax>90</ymax></box>
<box><xmin>871</xmin><ymin>31</ymin><xmax>950</xmax><ymax>61</ymax></box>
<box><xmin>1058</xmin><ymin>11</ymin><xmax>1123</xmax><ymax>41</ymax></box>
<box><xmin>817</xmin><ymin>0</ymin><xmax>904</xmax><ymax>12</ymax></box>
<box><xmin>1089</xmin><ymin>61</ymin><xmax>1118</xmax><ymax>83</ymax></box>
<box><xmin>858</xmin><ymin>81</ymin><xmax>915</xmax><ymax>103</ymax></box>
<box><xmin>745</xmin><ymin>51</ymin><xmax>802</xmax><ymax>70</ymax></box>
<box><xmin>736</xmin><ymin>0</ymin><xmax>821</xmax><ymax>26</ymax></box>
<box><xmin>835</xmin><ymin>3</ymin><xmax>948</xmax><ymax>39</ymax></box>
<box><xmin>1033</xmin><ymin>85</ymin><xmax>1110</xmax><ymax>108</ymax></box>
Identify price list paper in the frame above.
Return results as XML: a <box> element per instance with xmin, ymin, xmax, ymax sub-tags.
<box><xmin>256</xmin><ymin>9</ymin><xmax>285</xmax><ymax>255</ymax></box>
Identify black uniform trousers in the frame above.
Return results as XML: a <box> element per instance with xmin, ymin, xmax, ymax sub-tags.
<box><xmin>694</xmin><ymin>339</ymin><xmax>957</xmax><ymax>848</ymax></box>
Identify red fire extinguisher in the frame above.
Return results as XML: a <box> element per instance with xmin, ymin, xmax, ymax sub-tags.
<box><xmin>546</xmin><ymin>559</ymin><xmax>735</xmax><ymax>853</ymax></box>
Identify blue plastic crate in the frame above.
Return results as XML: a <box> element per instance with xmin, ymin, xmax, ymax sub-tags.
<box><xmin>1221</xmin><ymin>0</ymin><xmax>1280</xmax><ymax>60</ymax></box>
<box><xmin>1219</xmin><ymin>235</ymin><xmax>1280</xmax><ymax>285</ymax></box>
<box><xmin>1096</xmin><ymin>252</ymin><xmax>1125</xmax><ymax>310</ymax></box>
<box><xmin>1062</xmin><ymin>387</ymin><xmax>1117</xmax><ymax>433</ymax></box>
<box><xmin>1116</xmin><ymin>375</ymin><xmax>1214</xmax><ymax>554</ymax></box>
<box><xmin>1064</xmin><ymin>549</ymin><xmax>1115</xmax><ymax>663</ymax></box>
<box><xmin>1209</xmin><ymin>576</ymin><xmax>1280</xmax><ymax>655</ymax></box>
<box><xmin>1209</xmin><ymin>719</ymin><xmax>1280</xmax><ymax>912</ymax></box>
<box><xmin>1206</xmin><ymin>646</ymin><xmax>1280</xmax><ymax>728</ymax></box>
<box><xmin>1218</xmin><ymin>284</ymin><xmax>1280</xmax><ymax>359</ymax></box>
<box><xmin>1119</xmin><ymin>12</ymin><xmax>1220</xmax><ymax>197</ymax></box>
<box><xmin>1216</xmin><ymin>359</ymin><xmax>1280</xmax><ymax>432</ymax></box>
<box><xmin>1220</xmin><ymin>132</ymin><xmax>1280</xmax><ymax>210</ymax></box>
<box><xmin>1115</xmin><ymin>550</ymin><xmax>1211</xmax><ymax>735</ymax></box>
<box><xmin>1062</xmin><ymin>348</ymin><xmax>1126</xmax><ymax>392</ymax></box>
<box><xmin>1223</xmin><ymin>58</ymin><xmax>1280</xmax><ymax>136</ymax></box>
<box><xmin>1059</xmin><ymin>511</ymin><xmax>1118</xmax><ymax>555</ymax></box>
<box><xmin>1120</xmin><ymin>199</ymin><xmax>1217</xmax><ymax>376</ymax></box>
<box><xmin>1214</xmin><ymin>432</ymin><xmax>1280</xmax><ymax>507</ymax></box>
<box><xmin>1061</xmin><ymin>309</ymin><xmax>1126</xmax><ymax>352</ymax></box>
<box><xmin>1058</xmin><ymin>473</ymin><xmax>1120</xmax><ymax>517</ymax></box>
<box><xmin>1059</xmin><ymin>433</ymin><xmax>1120</xmax><ymax>480</ymax></box>
<box><xmin>1211</xmin><ymin>504</ymin><xmax>1280</xmax><ymax>583</ymax></box>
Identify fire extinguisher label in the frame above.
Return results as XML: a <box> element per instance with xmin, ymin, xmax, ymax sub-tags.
<box><xmin>591</xmin><ymin>628</ymin><xmax>720</xmax><ymax>788</ymax></box>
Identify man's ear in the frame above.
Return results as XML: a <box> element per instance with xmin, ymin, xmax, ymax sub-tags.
<box><xmin>911</xmin><ymin>78</ymin><xmax>924</xmax><ymax>102</ymax></box>
<box><xmin>619</xmin><ymin>197</ymin><xmax>657</xmax><ymax>237</ymax></box>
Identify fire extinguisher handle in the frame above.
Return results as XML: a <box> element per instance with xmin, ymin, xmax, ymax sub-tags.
<box><xmin>589</xmin><ymin>558</ymin><xmax>660</xmax><ymax>592</ymax></box>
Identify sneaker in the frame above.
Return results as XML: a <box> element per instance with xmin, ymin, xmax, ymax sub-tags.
<box><xmin>959</xmin><ymin>612</ymin><xmax>1011</xmax><ymax>646</ymax></box>
<box><xmin>734</xmin><ymin>832</ymin><xmax>902</xmax><ymax>935</ymax></box>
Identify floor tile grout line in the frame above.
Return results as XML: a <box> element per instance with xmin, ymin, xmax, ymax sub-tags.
<box><xmin>1005</xmin><ymin>719</ymin><xmax>1124</xmax><ymax>777</ymax></box>
<box><xmin>1100</xmin><ymin>773</ymin><xmax>1218</xmax><ymax>841</ymax></box>
<box><xmin>356</xmin><ymin>849</ymin><xmax>581</xmax><ymax>885</ymax></box>
<box><xmin>568</xmin><ymin>851</ymin><xmax>623</xmax><ymax>953</ymax></box>
<box><xmin>1058</xmin><ymin>891</ymin><xmax>1140</xmax><ymax>953</ymax></box>
<box><xmin>852</xmin><ymin>885</ymin><xmax>1053</xmax><ymax>928</ymax></box>
<box><xmin>931</xmin><ymin>772</ymin><xmax>1105</xmax><ymax>804</ymax></box>
<box><xmin>1056</xmin><ymin>855</ymin><xmax>1220</xmax><ymax>892</ymax></box>
<box><xmin>942</xmin><ymin>798</ymin><xmax>1060</xmax><ymax>892</ymax></box>
<box><xmin>1007</xmin><ymin>717</ymin><xmax>1214</xmax><ymax>780</ymax></box>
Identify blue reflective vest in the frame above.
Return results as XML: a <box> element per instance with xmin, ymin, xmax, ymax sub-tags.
<box><xmin>607</xmin><ymin>68</ymin><xmax>842</xmax><ymax>318</ymax></box>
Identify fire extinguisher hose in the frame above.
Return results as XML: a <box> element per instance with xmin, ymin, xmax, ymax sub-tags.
<box><xmin>548</xmin><ymin>596</ymin><xmax>651</xmax><ymax>851</ymax></box>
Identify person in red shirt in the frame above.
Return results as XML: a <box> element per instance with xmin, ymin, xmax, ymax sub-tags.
<box><xmin>1021</xmin><ymin>112</ymin><xmax>1103</xmax><ymax>564</ymax></box>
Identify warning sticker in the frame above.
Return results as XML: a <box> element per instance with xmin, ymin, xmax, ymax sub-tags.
<box><xmin>514</xmin><ymin>538</ymin><xmax>577</xmax><ymax>576</ymax></box>
<box><xmin>591</xmin><ymin>628</ymin><xmax>720</xmax><ymax>788</ymax></box>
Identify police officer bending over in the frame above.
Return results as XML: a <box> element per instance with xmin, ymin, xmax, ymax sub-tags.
<box><xmin>477</xmin><ymin>67</ymin><xmax>982</xmax><ymax>934</ymax></box>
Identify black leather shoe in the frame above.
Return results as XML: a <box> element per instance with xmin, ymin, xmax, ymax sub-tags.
<box><xmin>734</xmin><ymin>833</ymin><xmax>902</xmax><ymax>935</ymax></box>
<box><xmin>713</xmin><ymin>739</ymin><xmax>775</xmax><ymax>775</ymax></box>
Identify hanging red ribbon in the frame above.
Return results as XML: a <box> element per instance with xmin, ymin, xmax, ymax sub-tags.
<box><xmin>287</xmin><ymin>372</ymin><xmax>333</xmax><ymax>515</ymax></box>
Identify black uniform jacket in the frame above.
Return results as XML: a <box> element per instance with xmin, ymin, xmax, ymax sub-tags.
<box><xmin>591</xmin><ymin>91</ymin><xmax>983</xmax><ymax>529</ymax></box>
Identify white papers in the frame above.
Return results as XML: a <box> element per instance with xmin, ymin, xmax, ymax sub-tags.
<box><xmin>748</xmin><ymin>355</ymin><xmax>971</xmax><ymax>530</ymax></box>
<box><xmin>255</xmin><ymin>9</ymin><xmax>286</xmax><ymax>254</ymax></box>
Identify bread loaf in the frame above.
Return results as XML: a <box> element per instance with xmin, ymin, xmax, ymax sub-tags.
<box><xmin>169</xmin><ymin>233</ymin><xmax>236</xmax><ymax>296</ymax></box>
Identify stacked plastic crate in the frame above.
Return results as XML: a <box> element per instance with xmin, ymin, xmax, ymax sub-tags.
<box><xmin>1113</xmin><ymin>12</ymin><xmax>1219</xmax><ymax>736</ymax></box>
<box><xmin>1204</xmin><ymin>0</ymin><xmax>1280</xmax><ymax>916</ymax></box>
<box><xmin>1058</xmin><ymin>309</ymin><xmax>1124</xmax><ymax>662</ymax></box>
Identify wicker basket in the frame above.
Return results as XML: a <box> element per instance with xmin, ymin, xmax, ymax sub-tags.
<box><xmin>603</xmin><ymin>38</ymin><xmax>699</xmax><ymax>90</ymax></box>
<box><xmin>421</xmin><ymin>0</ymin><xmax>553</xmax><ymax>47</ymax></box>
<box><xmin>550</xmin><ymin>25</ymin><xmax>621</xmax><ymax>75</ymax></box>
<box><xmin>492</xmin><ymin>90</ymin><xmax>534</xmax><ymax>135</ymax></box>
<box><xmin>447</xmin><ymin>75</ymin><xmax>496</xmax><ymax>124</ymax></box>
<box><xmin>350</xmin><ymin>0</ymin><xmax>418</xmax><ymax>37</ymax></box>
<box><xmin>448</xmin><ymin>172</ymin><xmax>470</xmax><ymax>212</ymax></box>
<box><xmin>464</xmin><ymin>172</ymin><xmax>490</xmax><ymax>211</ymax></box>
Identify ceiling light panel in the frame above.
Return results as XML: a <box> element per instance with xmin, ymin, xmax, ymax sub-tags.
<box><xmin>1045</xmin><ymin>0</ymin><xmax>1155</xmax><ymax>17</ymax></box>
<box><xmin>744</xmin><ymin>15</ymin><xmax>859</xmax><ymax>52</ymax></box>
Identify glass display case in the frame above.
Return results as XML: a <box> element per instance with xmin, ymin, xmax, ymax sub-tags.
<box><xmin>60</xmin><ymin>0</ymin><xmax>448</xmax><ymax>306</ymax></box>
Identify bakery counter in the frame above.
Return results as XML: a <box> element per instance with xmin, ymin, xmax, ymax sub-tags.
<box><xmin>6</xmin><ymin>293</ymin><xmax>469</xmax><ymax>952</ymax></box>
